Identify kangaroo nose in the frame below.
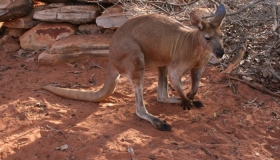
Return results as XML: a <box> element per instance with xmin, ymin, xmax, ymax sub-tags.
<box><xmin>215</xmin><ymin>49</ymin><xmax>224</xmax><ymax>58</ymax></box>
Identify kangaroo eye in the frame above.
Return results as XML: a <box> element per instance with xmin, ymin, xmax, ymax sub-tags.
<box><xmin>205</xmin><ymin>37</ymin><xmax>211</xmax><ymax>41</ymax></box>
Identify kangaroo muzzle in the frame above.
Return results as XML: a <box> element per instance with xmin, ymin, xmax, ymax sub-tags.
<box><xmin>214</xmin><ymin>48</ymin><xmax>224</xmax><ymax>59</ymax></box>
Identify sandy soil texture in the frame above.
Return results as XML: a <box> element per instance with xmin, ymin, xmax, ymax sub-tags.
<box><xmin>0</xmin><ymin>49</ymin><xmax>280</xmax><ymax>160</ymax></box>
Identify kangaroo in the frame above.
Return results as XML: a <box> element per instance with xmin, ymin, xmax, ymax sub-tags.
<box><xmin>42</xmin><ymin>4</ymin><xmax>226</xmax><ymax>131</ymax></box>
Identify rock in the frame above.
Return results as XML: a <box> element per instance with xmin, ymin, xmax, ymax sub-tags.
<box><xmin>19</xmin><ymin>22</ymin><xmax>77</xmax><ymax>50</ymax></box>
<box><xmin>78</xmin><ymin>0</ymin><xmax>118</xmax><ymax>4</ymax></box>
<box><xmin>38</xmin><ymin>0</ymin><xmax>74</xmax><ymax>3</ymax></box>
<box><xmin>33</xmin><ymin>5</ymin><xmax>101</xmax><ymax>24</ymax></box>
<box><xmin>0</xmin><ymin>0</ymin><xmax>33</xmax><ymax>22</ymax></box>
<box><xmin>46</xmin><ymin>3</ymin><xmax>65</xmax><ymax>8</ymax></box>
<box><xmin>0</xmin><ymin>34</ymin><xmax>20</xmax><ymax>53</ymax></box>
<box><xmin>78</xmin><ymin>24</ymin><xmax>100</xmax><ymax>34</ymax></box>
<box><xmin>6</xmin><ymin>28</ymin><xmax>28</xmax><ymax>38</ymax></box>
<box><xmin>0</xmin><ymin>34</ymin><xmax>17</xmax><ymax>44</ymax></box>
<box><xmin>55</xmin><ymin>144</ymin><xmax>68</xmax><ymax>151</ymax></box>
<box><xmin>96</xmin><ymin>5</ymin><xmax>134</xmax><ymax>29</ymax></box>
<box><xmin>3</xmin><ymin>6</ymin><xmax>44</xmax><ymax>29</ymax></box>
<box><xmin>38</xmin><ymin>33</ymin><xmax>112</xmax><ymax>66</ymax></box>
<box><xmin>3</xmin><ymin>43</ymin><xmax>20</xmax><ymax>53</ymax></box>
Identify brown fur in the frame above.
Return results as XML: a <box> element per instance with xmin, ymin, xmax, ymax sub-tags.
<box><xmin>42</xmin><ymin>5</ymin><xmax>226</xmax><ymax>131</ymax></box>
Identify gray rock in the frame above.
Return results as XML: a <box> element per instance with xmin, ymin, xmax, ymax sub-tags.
<box><xmin>38</xmin><ymin>33</ymin><xmax>112</xmax><ymax>66</ymax></box>
<box><xmin>0</xmin><ymin>0</ymin><xmax>33</xmax><ymax>22</ymax></box>
<box><xmin>46</xmin><ymin>3</ymin><xmax>65</xmax><ymax>8</ymax></box>
<box><xmin>96</xmin><ymin>5</ymin><xmax>134</xmax><ymax>29</ymax></box>
<box><xmin>3</xmin><ymin>6</ymin><xmax>44</xmax><ymax>29</ymax></box>
<box><xmin>33</xmin><ymin>5</ymin><xmax>101</xmax><ymax>24</ymax></box>
<box><xmin>19</xmin><ymin>22</ymin><xmax>77</xmax><ymax>50</ymax></box>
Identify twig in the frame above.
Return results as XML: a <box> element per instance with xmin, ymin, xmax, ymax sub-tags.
<box><xmin>201</xmin><ymin>146</ymin><xmax>212</xmax><ymax>157</ymax></box>
<box><xmin>223</xmin><ymin>44</ymin><xmax>246</xmax><ymax>73</ymax></box>
<box><xmin>145</xmin><ymin>0</ymin><xmax>199</xmax><ymax>7</ymax></box>
<box><xmin>225</xmin><ymin>74</ymin><xmax>280</xmax><ymax>98</ymax></box>
<box><xmin>208</xmin><ymin>128</ymin><xmax>217</xmax><ymax>141</ymax></box>
<box><xmin>247</xmin><ymin>94</ymin><xmax>260</xmax><ymax>104</ymax></box>
<box><xmin>66</xmin><ymin>71</ymin><xmax>83</xmax><ymax>75</ymax></box>
<box><xmin>89</xmin><ymin>62</ymin><xmax>103</xmax><ymax>69</ymax></box>
<box><xmin>227</xmin><ymin>0</ymin><xmax>264</xmax><ymax>16</ymax></box>
<box><xmin>46</xmin><ymin>125</ymin><xmax>60</xmax><ymax>131</ymax></box>
<box><xmin>150</xmin><ymin>3</ymin><xmax>170</xmax><ymax>15</ymax></box>
<box><xmin>229</xmin><ymin>72</ymin><xmax>255</xmax><ymax>76</ymax></box>
<box><xmin>268</xmin><ymin>67</ymin><xmax>280</xmax><ymax>81</ymax></box>
<box><xmin>202</xmin><ymin>0</ymin><xmax>264</xmax><ymax>19</ymax></box>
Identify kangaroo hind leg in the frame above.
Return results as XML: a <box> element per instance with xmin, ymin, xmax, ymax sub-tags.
<box><xmin>157</xmin><ymin>66</ymin><xmax>181</xmax><ymax>104</ymax></box>
<box><xmin>127</xmin><ymin>57</ymin><xmax>171</xmax><ymax>131</ymax></box>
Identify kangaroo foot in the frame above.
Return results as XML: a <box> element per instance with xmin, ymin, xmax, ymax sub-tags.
<box><xmin>151</xmin><ymin>117</ymin><xmax>172</xmax><ymax>131</ymax></box>
<box><xmin>157</xmin><ymin>97</ymin><xmax>181</xmax><ymax>104</ymax></box>
<box><xmin>192</xmin><ymin>100</ymin><xmax>204</xmax><ymax>108</ymax></box>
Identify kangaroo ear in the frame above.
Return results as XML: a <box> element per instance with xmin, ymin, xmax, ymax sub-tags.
<box><xmin>190</xmin><ymin>13</ymin><xmax>206</xmax><ymax>30</ymax></box>
<box><xmin>211</xmin><ymin>4</ymin><xmax>226</xmax><ymax>28</ymax></box>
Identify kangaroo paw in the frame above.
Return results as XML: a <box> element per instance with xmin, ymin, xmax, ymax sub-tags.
<box><xmin>181</xmin><ymin>99</ymin><xmax>192</xmax><ymax>110</ymax></box>
<box><xmin>152</xmin><ymin>118</ymin><xmax>172</xmax><ymax>131</ymax></box>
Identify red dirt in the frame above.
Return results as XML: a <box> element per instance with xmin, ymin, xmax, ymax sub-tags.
<box><xmin>0</xmin><ymin>49</ymin><xmax>279</xmax><ymax>160</ymax></box>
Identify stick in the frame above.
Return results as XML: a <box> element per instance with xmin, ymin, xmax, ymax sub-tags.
<box><xmin>203</xmin><ymin>0</ymin><xmax>264</xmax><ymax>19</ymax></box>
<box><xmin>225</xmin><ymin>74</ymin><xmax>280</xmax><ymax>98</ymax></box>
<box><xmin>226</xmin><ymin>0</ymin><xmax>264</xmax><ymax>16</ymax></box>
<box><xmin>223</xmin><ymin>45</ymin><xmax>246</xmax><ymax>73</ymax></box>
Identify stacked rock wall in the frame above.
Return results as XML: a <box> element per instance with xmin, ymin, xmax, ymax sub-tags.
<box><xmin>0</xmin><ymin>0</ymin><xmax>134</xmax><ymax>66</ymax></box>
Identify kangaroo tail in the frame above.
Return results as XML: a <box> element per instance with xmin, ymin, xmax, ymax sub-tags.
<box><xmin>42</xmin><ymin>64</ymin><xmax>120</xmax><ymax>102</ymax></box>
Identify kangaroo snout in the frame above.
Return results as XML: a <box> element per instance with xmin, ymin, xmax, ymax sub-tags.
<box><xmin>215</xmin><ymin>48</ymin><xmax>224</xmax><ymax>58</ymax></box>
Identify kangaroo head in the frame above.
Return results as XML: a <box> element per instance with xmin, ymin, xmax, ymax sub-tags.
<box><xmin>190</xmin><ymin>4</ymin><xmax>226</xmax><ymax>58</ymax></box>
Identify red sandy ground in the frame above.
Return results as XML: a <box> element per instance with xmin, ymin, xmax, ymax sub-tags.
<box><xmin>0</xmin><ymin>48</ymin><xmax>280</xmax><ymax>160</ymax></box>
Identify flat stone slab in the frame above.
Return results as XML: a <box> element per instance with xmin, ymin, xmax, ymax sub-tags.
<box><xmin>78</xmin><ymin>0</ymin><xmax>118</xmax><ymax>4</ymax></box>
<box><xmin>0</xmin><ymin>0</ymin><xmax>33</xmax><ymax>22</ymax></box>
<box><xmin>33</xmin><ymin>5</ymin><xmax>101</xmax><ymax>24</ymax></box>
<box><xmin>96</xmin><ymin>5</ymin><xmax>134</xmax><ymax>29</ymax></box>
<box><xmin>38</xmin><ymin>0</ymin><xmax>72</xmax><ymax>3</ymax></box>
<box><xmin>38</xmin><ymin>33</ymin><xmax>112</xmax><ymax>66</ymax></box>
<box><xmin>19</xmin><ymin>22</ymin><xmax>77</xmax><ymax>50</ymax></box>
<box><xmin>3</xmin><ymin>6</ymin><xmax>44</xmax><ymax>29</ymax></box>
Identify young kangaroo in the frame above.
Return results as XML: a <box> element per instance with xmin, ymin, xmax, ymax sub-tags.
<box><xmin>42</xmin><ymin>4</ymin><xmax>226</xmax><ymax>131</ymax></box>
